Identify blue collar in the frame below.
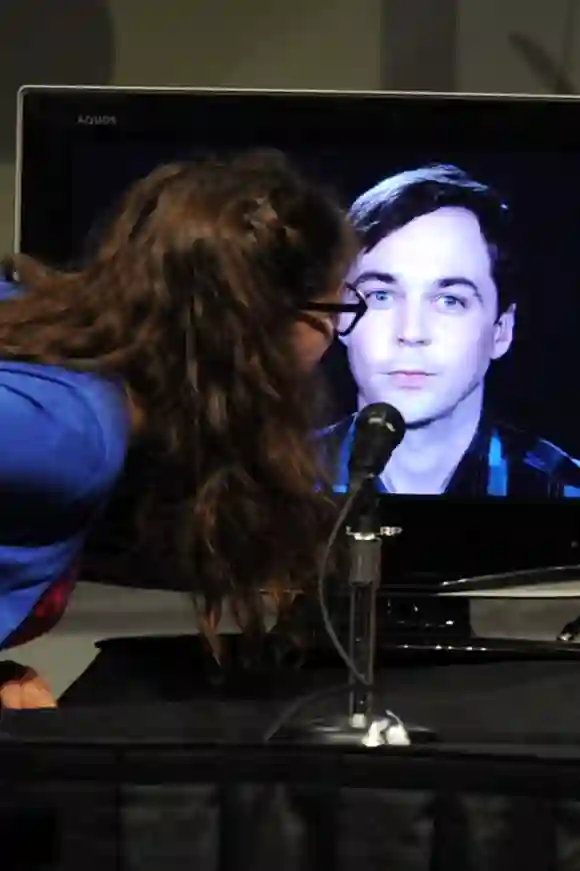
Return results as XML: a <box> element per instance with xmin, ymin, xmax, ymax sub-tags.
<box><xmin>331</xmin><ymin>414</ymin><xmax>508</xmax><ymax>496</ymax></box>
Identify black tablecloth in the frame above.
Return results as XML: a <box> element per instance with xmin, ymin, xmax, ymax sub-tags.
<box><xmin>4</xmin><ymin>636</ymin><xmax>580</xmax><ymax>870</ymax></box>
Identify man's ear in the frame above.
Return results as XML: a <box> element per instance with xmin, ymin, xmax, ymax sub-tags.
<box><xmin>491</xmin><ymin>303</ymin><xmax>515</xmax><ymax>361</ymax></box>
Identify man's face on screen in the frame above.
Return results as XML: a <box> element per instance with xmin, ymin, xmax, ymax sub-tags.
<box><xmin>341</xmin><ymin>207</ymin><xmax>514</xmax><ymax>427</ymax></box>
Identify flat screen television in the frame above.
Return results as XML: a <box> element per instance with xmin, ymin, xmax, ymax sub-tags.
<box><xmin>13</xmin><ymin>85</ymin><xmax>580</xmax><ymax>585</ymax></box>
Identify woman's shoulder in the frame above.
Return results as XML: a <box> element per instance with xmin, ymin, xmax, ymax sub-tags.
<box><xmin>0</xmin><ymin>277</ymin><xmax>130</xmax><ymax>506</ymax></box>
<box><xmin>0</xmin><ymin>278</ymin><xmax>20</xmax><ymax>301</ymax></box>
<box><xmin>0</xmin><ymin>361</ymin><xmax>130</xmax><ymax>502</ymax></box>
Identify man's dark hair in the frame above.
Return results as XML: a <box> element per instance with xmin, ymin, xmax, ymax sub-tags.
<box><xmin>349</xmin><ymin>163</ymin><xmax>516</xmax><ymax>314</ymax></box>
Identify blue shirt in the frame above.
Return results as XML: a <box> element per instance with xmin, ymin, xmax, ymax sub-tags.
<box><xmin>0</xmin><ymin>280</ymin><xmax>130</xmax><ymax>644</ymax></box>
<box><xmin>320</xmin><ymin>412</ymin><xmax>580</xmax><ymax>498</ymax></box>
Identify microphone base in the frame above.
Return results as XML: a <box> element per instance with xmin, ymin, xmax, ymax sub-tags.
<box><xmin>272</xmin><ymin>715</ymin><xmax>437</xmax><ymax>747</ymax></box>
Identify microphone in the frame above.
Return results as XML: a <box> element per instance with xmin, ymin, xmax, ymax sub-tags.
<box><xmin>348</xmin><ymin>402</ymin><xmax>406</xmax><ymax>491</ymax></box>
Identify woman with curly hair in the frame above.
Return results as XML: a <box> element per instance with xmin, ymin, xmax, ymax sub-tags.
<box><xmin>0</xmin><ymin>149</ymin><xmax>357</xmax><ymax>705</ymax></box>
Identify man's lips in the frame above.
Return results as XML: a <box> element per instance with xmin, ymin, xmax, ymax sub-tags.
<box><xmin>389</xmin><ymin>370</ymin><xmax>434</xmax><ymax>376</ymax></box>
<box><xmin>388</xmin><ymin>370</ymin><xmax>434</xmax><ymax>388</ymax></box>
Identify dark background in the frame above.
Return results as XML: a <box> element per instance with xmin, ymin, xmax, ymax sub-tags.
<box><xmin>72</xmin><ymin>142</ymin><xmax>580</xmax><ymax>459</ymax></box>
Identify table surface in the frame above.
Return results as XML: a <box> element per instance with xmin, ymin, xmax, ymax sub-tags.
<box><xmin>4</xmin><ymin>655</ymin><xmax>580</xmax><ymax>748</ymax></box>
<box><xmin>5</xmin><ymin>651</ymin><xmax>580</xmax><ymax>871</ymax></box>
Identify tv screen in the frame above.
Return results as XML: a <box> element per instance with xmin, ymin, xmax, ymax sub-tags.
<box><xmin>14</xmin><ymin>86</ymin><xmax>580</xmax><ymax>577</ymax></box>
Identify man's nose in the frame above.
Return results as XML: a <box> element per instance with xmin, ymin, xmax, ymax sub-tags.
<box><xmin>396</xmin><ymin>300</ymin><xmax>430</xmax><ymax>346</ymax></box>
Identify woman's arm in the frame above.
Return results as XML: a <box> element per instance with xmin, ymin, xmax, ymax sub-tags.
<box><xmin>0</xmin><ymin>362</ymin><xmax>129</xmax><ymax>514</ymax></box>
<box><xmin>0</xmin><ymin>362</ymin><xmax>130</xmax><ymax>703</ymax></box>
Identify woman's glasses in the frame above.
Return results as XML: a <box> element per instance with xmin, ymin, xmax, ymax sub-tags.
<box><xmin>302</xmin><ymin>284</ymin><xmax>367</xmax><ymax>337</ymax></box>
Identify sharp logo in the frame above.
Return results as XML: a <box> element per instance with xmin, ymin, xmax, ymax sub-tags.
<box><xmin>77</xmin><ymin>114</ymin><xmax>117</xmax><ymax>126</ymax></box>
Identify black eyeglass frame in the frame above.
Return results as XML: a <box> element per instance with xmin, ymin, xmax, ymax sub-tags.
<box><xmin>302</xmin><ymin>283</ymin><xmax>367</xmax><ymax>337</ymax></box>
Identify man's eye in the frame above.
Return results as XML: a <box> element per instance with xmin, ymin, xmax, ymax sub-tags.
<box><xmin>435</xmin><ymin>294</ymin><xmax>468</xmax><ymax>311</ymax></box>
<box><xmin>365</xmin><ymin>289</ymin><xmax>393</xmax><ymax>305</ymax></box>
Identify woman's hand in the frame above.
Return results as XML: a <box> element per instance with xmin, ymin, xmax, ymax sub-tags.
<box><xmin>0</xmin><ymin>662</ymin><xmax>57</xmax><ymax>709</ymax></box>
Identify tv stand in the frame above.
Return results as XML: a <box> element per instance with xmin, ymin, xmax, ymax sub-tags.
<box><xmin>325</xmin><ymin>564</ymin><xmax>580</xmax><ymax>662</ymax></box>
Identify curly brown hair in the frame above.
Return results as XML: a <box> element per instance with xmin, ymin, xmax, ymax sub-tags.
<box><xmin>0</xmin><ymin>149</ymin><xmax>357</xmax><ymax>638</ymax></box>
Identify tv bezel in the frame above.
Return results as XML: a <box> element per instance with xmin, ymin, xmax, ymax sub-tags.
<box><xmin>13</xmin><ymin>85</ymin><xmax>580</xmax><ymax>577</ymax></box>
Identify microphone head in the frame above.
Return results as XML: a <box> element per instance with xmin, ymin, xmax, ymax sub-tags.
<box><xmin>355</xmin><ymin>402</ymin><xmax>406</xmax><ymax>441</ymax></box>
<box><xmin>348</xmin><ymin>402</ymin><xmax>406</xmax><ymax>487</ymax></box>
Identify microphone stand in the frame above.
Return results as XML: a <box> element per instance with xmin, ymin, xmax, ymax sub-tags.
<box><xmin>276</xmin><ymin>478</ymin><xmax>435</xmax><ymax>747</ymax></box>
<box><xmin>346</xmin><ymin>479</ymin><xmax>396</xmax><ymax>729</ymax></box>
